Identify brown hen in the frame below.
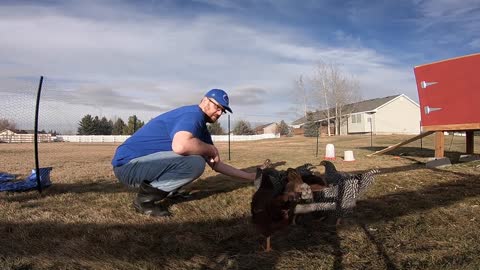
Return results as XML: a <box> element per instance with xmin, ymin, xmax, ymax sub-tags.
<box><xmin>251</xmin><ymin>167</ymin><xmax>292</xmax><ymax>251</ymax></box>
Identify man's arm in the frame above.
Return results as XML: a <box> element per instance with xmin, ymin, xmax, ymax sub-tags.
<box><xmin>172</xmin><ymin>131</ymin><xmax>218</xmax><ymax>157</ymax></box>
<box><xmin>209</xmin><ymin>161</ymin><xmax>256</xmax><ymax>181</ymax></box>
<box><xmin>173</xmin><ymin>131</ymin><xmax>255</xmax><ymax>181</ymax></box>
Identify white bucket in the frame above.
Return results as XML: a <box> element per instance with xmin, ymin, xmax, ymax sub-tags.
<box><xmin>325</xmin><ymin>144</ymin><xmax>335</xmax><ymax>160</ymax></box>
<box><xmin>344</xmin><ymin>150</ymin><xmax>355</xmax><ymax>161</ymax></box>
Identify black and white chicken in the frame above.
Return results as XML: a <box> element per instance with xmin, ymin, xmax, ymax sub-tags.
<box><xmin>294</xmin><ymin>160</ymin><xmax>379</xmax><ymax>226</ymax></box>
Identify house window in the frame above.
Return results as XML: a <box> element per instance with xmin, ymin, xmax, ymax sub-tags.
<box><xmin>351</xmin><ymin>114</ymin><xmax>362</xmax><ymax>124</ymax></box>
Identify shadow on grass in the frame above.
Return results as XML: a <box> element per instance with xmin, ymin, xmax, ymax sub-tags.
<box><xmin>352</xmin><ymin>164</ymin><xmax>480</xmax><ymax>269</ymax></box>
<box><xmin>1</xmin><ymin>162</ymin><xmax>479</xmax><ymax>269</ymax></box>
<box><xmin>359</xmin><ymin>145</ymin><xmax>471</xmax><ymax>162</ymax></box>
<box><xmin>0</xmin><ymin>161</ymin><xmax>287</xmax><ymax>204</ymax></box>
<box><xmin>0</xmin><ymin>180</ymin><xmax>128</xmax><ymax>204</ymax></box>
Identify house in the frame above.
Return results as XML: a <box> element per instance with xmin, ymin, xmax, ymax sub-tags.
<box><xmin>0</xmin><ymin>129</ymin><xmax>52</xmax><ymax>143</ymax></box>
<box><xmin>255</xmin><ymin>122</ymin><xmax>279</xmax><ymax>135</ymax></box>
<box><xmin>0</xmin><ymin>129</ymin><xmax>15</xmax><ymax>135</ymax></box>
<box><xmin>291</xmin><ymin>94</ymin><xmax>421</xmax><ymax>135</ymax></box>
<box><xmin>0</xmin><ymin>129</ymin><xmax>16</xmax><ymax>143</ymax></box>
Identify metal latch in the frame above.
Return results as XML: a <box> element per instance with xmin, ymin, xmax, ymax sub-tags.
<box><xmin>424</xmin><ymin>106</ymin><xmax>442</xmax><ymax>114</ymax></box>
<box><xmin>421</xmin><ymin>81</ymin><xmax>438</xmax><ymax>89</ymax></box>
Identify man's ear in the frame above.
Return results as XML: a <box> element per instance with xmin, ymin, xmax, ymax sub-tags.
<box><xmin>199</xmin><ymin>97</ymin><xmax>209</xmax><ymax>111</ymax></box>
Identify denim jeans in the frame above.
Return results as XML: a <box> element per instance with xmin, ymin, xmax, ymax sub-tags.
<box><xmin>113</xmin><ymin>151</ymin><xmax>206</xmax><ymax>192</ymax></box>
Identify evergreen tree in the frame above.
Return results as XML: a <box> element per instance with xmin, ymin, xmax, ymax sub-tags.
<box><xmin>278</xmin><ymin>120</ymin><xmax>291</xmax><ymax>136</ymax></box>
<box><xmin>92</xmin><ymin>116</ymin><xmax>101</xmax><ymax>135</ymax></box>
<box><xmin>123</xmin><ymin>115</ymin><xmax>144</xmax><ymax>135</ymax></box>
<box><xmin>303</xmin><ymin>112</ymin><xmax>319</xmax><ymax>137</ymax></box>
<box><xmin>112</xmin><ymin>118</ymin><xmax>126</xmax><ymax>135</ymax></box>
<box><xmin>233</xmin><ymin>120</ymin><xmax>255</xmax><ymax>135</ymax></box>
<box><xmin>77</xmin><ymin>114</ymin><xmax>96</xmax><ymax>135</ymax></box>
<box><xmin>97</xmin><ymin>116</ymin><xmax>113</xmax><ymax>135</ymax></box>
<box><xmin>207</xmin><ymin>122</ymin><xmax>224</xmax><ymax>135</ymax></box>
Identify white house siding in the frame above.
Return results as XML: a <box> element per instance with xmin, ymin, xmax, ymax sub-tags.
<box><xmin>347</xmin><ymin>113</ymin><xmax>368</xmax><ymax>133</ymax></box>
<box><xmin>374</xmin><ymin>95</ymin><xmax>420</xmax><ymax>135</ymax></box>
<box><xmin>263</xmin><ymin>123</ymin><xmax>278</xmax><ymax>135</ymax></box>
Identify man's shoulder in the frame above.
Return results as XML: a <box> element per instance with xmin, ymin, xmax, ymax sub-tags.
<box><xmin>169</xmin><ymin>105</ymin><xmax>201</xmax><ymax>115</ymax></box>
<box><xmin>152</xmin><ymin>105</ymin><xmax>199</xmax><ymax>120</ymax></box>
<box><xmin>172</xmin><ymin>105</ymin><xmax>203</xmax><ymax>119</ymax></box>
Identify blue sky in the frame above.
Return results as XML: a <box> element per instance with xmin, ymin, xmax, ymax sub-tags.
<box><xmin>1</xmin><ymin>0</ymin><xmax>479</xmax><ymax>129</ymax></box>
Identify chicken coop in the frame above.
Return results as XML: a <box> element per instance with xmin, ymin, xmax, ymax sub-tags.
<box><xmin>414</xmin><ymin>53</ymin><xmax>480</xmax><ymax>158</ymax></box>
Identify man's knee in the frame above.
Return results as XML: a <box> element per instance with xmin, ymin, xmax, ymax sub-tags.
<box><xmin>188</xmin><ymin>155</ymin><xmax>206</xmax><ymax>179</ymax></box>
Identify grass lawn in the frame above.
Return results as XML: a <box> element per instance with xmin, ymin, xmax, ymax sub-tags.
<box><xmin>1</xmin><ymin>134</ymin><xmax>479</xmax><ymax>269</ymax></box>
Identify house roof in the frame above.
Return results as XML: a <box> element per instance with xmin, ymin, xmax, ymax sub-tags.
<box><xmin>292</xmin><ymin>94</ymin><xmax>409</xmax><ymax>125</ymax></box>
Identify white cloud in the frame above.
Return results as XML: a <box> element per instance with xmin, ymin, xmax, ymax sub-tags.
<box><xmin>468</xmin><ymin>38</ymin><xmax>480</xmax><ymax>49</ymax></box>
<box><xmin>414</xmin><ymin>0</ymin><xmax>480</xmax><ymax>34</ymax></box>
<box><xmin>0</xmin><ymin>1</ymin><xmax>420</xmax><ymax>126</ymax></box>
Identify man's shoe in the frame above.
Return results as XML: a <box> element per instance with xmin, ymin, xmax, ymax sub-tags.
<box><xmin>132</xmin><ymin>200</ymin><xmax>172</xmax><ymax>217</ymax></box>
<box><xmin>133</xmin><ymin>181</ymin><xmax>171</xmax><ymax>217</ymax></box>
<box><xmin>136</xmin><ymin>181</ymin><xmax>169</xmax><ymax>203</ymax></box>
<box><xmin>168</xmin><ymin>190</ymin><xmax>192</xmax><ymax>200</ymax></box>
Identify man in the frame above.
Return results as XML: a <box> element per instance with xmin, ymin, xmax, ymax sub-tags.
<box><xmin>112</xmin><ymin>89</ymin><xmax>256</xmax><ymax>217</ymax></box>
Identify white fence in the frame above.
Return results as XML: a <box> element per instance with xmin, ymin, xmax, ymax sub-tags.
<box><xmin>0</xmin><ymin>134</ymin><xmax>52</xmax><ymax>143</ymax></box>
<box><xmin>55</xmin><ymin>135</ymin><xmax>130</xmax><ymax>143</ymax></box>
<box><xmin>212</xmin><ymin>133</ymin><xmax>280</xmax><ymax>141</ymax></box>
<box><xmin>54</xmin><ymin>133</ymin><xmax>280</xmax><ymax>143</ymax></box>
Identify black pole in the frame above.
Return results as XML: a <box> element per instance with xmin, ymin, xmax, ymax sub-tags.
<box><xmin>34</xmin><ymin>76</ymin><xmax>44</xmax><ymax>193</ymax></box>
<box><xmin>228</xmin><ymin>114</ymin><xmax>231</xmax><ymax>160</ymax></box>
<box><xmin>316</xmin><ymin>123</ymin><xmax>319</xmax><ymax>157</ymax></box>
<box><xmin>370</xmin><ymin>119</ymin><xmax>373</xmax><ymax>148</ymax></box>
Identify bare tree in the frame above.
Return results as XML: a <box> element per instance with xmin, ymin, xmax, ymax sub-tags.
<box><xmin>311</xmin><ymin>61</ymin><xmax>361</xmax><ymax>135</ymax></box>
<box><xmin>0</xmin><ymin>118</ymin><xmax>17</xmax><ymax>131</ymax></box>
<box><xmin>292</xmin><ymin>75</ymin><xmax>311</xmax><ymax>118</ymax></box>
<box><xmin>207</xmin><ymin>121</ymin><xmax>224</xmax><ymax>135</ymax></box>
<box><xmin>233</xmin><ymin>120</ymin><xmax>255</xmax><ymax>135</ymax></box>
<box><xmin>333</xmin><ymin>75</ymin><xmax>361</xmax><ymax>135</ymax></box>
<box><xmin>311</xmin><ymin>62</ymin><xmax>332</xmax><ymax>136</ymax></box>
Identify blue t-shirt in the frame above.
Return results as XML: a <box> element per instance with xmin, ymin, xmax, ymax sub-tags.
<box><xmin>111</xmin><ymin>105</ymin><xmax>213</xmax><ymax>167</ymax></box>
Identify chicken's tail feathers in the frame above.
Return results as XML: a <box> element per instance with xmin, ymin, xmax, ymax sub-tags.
<box><xmin>358</xmin><ymin>168</ymin><xmax>380</xmax><ymax>194</ymax></box>
<box><xmin>295</xmin><ymin>163</ymin><xmax>316</xmax><ymax>176</ymax></box>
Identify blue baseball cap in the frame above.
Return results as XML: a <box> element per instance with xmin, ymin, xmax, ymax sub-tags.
<box><xmin>205</xmin><ymin>88</ymin><xmax>232</xmax><ymax>113</ymax></box>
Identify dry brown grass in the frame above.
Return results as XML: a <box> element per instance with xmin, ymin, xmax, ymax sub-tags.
<box><xmin>1</xmin><ymin>134</ymin><xmax>480</xmax><ymax>270</ymax></box>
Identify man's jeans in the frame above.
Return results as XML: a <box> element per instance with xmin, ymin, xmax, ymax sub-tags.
<box><xmin>113</xmin><ymin>151</ymin><xmax>206</xmax><ymax>192</ymax></box>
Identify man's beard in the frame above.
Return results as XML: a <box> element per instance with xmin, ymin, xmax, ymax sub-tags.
<box><xmin>205</xmin><ymin>115</ymin><xmax>217</xmax><ymax>123</ymax></box>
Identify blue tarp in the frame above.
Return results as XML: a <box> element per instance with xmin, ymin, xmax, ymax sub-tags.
<box><xmin>0</xmin><ymin>173</ymin><xmax>15</xmax><ymax>183</ymax></box>
<box><xmin>0</xmin><ymin>167</ymin><xmax>52</xmax><ymax>192</ymax></box>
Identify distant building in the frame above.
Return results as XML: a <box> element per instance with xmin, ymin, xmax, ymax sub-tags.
<box><xmin>291</xmin><ymin>94</ymin><xmax>421</xmax><ymax>135</ymax></box>
<box><xmin>255</xmin><ymin>122</ymin><xmax>279</xmax><ymax>135</ymax></box>
<box><xmin>0</xmin><ymin>129</ymin><xmax>52</xmax><ymax>143</ymax></box>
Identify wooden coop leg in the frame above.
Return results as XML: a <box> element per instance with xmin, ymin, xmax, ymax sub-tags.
<box><xmin>265</xmin><ymin>236</ymin><xmax>271</xmax><ymax>252</ymax></box>
<box><xmin>466</xmin><ymin>131</ymin><xmax>474</xmax><ymax>154</ymax></box>
<box><xmin>435</xmin><ymin>131</ymin><xmax>445</xmax><ymax>158</ymax></box>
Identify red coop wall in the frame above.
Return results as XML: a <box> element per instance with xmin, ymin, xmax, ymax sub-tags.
<box><xmin>414</xmin><ymin>53</ymin><xmax>480</xmax><ymax>131</ymax></box>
